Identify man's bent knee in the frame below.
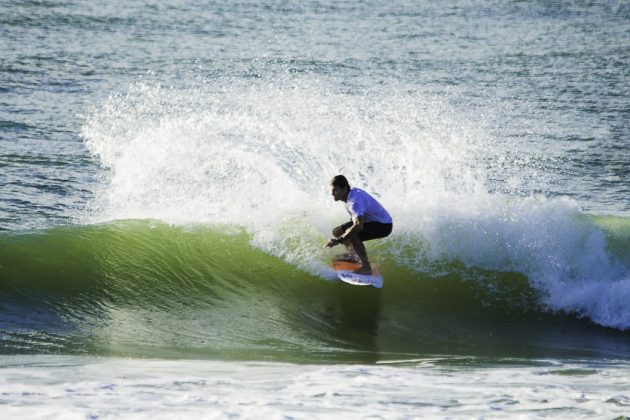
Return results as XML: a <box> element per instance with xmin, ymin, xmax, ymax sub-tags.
<box><xmin>345</xmin><ymin>229</ymin><xmax>360</xmax><ymax>241</ymax></box>
<box><xmin>332</xmin><ymin>226</ymin><xmax>344</xmax><ymax>237</ymax></box>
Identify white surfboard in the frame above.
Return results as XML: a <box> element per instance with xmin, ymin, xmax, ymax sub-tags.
<box><xmin>332</xmin><ymin>260</ymin><xmax>383</xmax><ymax>288</ymax></box>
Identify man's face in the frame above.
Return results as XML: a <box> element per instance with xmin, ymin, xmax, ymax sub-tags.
<box><xmin>331</xmin><ymin>185</ymin><xmax>348</xmax><ymax>201</ymax></box>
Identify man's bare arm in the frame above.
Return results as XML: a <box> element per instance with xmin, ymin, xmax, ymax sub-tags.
<box><xmin>324</xmin><ymin>216</ymin><xmax>364</xmax><ymax>248</ymax></box>
<box><xmin>340</xmin><ymin>216</ymin><xmax>364</xmax><ymax>241</ymax></box>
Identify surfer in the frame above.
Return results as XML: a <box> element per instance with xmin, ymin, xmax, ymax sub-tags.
<box><xmin>325</xmin><ymin>175</ymin><xmax>393</xmax><ymax>275</ymax></box>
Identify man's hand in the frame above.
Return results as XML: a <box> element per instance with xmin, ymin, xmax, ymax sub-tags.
<box><xmin>324</xmin><ymin>238</ymin><xmax>341</xmax><ymax>248</ymax></box>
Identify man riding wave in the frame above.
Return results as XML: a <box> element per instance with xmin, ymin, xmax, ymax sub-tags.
<box><xmin>325</xmin><ymin>175</ymin><xmax>393</xmax><ymax>275</ymax></box>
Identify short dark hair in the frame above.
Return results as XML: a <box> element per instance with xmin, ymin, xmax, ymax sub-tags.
<box><xmin>330</xmin><ymin>175</ymin><xmax>350</xmax><ymax>189</ymax></box>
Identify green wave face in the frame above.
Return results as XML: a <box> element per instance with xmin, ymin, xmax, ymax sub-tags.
<box><xmin>592</xmin><ymin>215</ymin><xmax>630</xmax><ymax>267</ymax></box>
<box><xmin>1</xmin><ymin>220</ymin><xmax>629</xmax><ymax>362</ymax></box>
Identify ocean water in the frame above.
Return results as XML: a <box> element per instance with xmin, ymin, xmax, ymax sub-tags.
<box><xmin>1</xmin><ymin>0</ymin><xmax>629</xmax><ymax>418</ymax></box>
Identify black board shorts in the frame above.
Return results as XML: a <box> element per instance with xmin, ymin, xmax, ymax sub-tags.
<box><xmin>338</xmin><ymin>220</ymin><xmax>393</xmax><ymax>242</ymax></box>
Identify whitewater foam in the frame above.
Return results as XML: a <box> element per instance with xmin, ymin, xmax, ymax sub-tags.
<box><xmin>81</xmin><ymin>75</ymin><xmax>630</xmax><ymax>330</ymax></box>
<box><xmin>2</xmin><ymin>355</ymin><xmax>630</xmax><ymax>419</ymax></box>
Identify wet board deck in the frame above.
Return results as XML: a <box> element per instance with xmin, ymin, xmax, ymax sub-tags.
<box><xmin>332</xmin><ymin>260</ymin><xmax>383</xmax><ymax>288</ymax></box>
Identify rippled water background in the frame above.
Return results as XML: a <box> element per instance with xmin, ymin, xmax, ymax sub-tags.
<box><xmin>1</xmin><ymin>1</ymin><xmax>629</xmax><ymax>230</ymax></box>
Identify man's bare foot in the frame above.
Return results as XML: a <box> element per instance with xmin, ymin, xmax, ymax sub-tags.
<box><xmin>333</xmin><ymin>253</ymin><xmax>361</xmax><ymax>263</ymax></box>
<box><xmin>353</xmin><ymin>265</ymin><xmax>372</xmax><ymax>275</ymax></box>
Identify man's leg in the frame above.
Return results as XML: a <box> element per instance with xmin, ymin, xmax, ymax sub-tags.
<box><xmin>332</xmin><ymin>224</ymin><xmax>360</xmax><ymax>262</ymax></box>
<box><xmin>346</xmin><ymin>231</ymin><xmax>372</xmax><ymax>275</ymax></box>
